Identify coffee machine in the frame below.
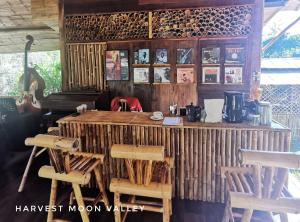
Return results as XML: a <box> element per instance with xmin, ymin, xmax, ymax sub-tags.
<box><xmin>223</xmin><ymin>91</ymin><xmax>244</xmax><ymax>123</ymax></box>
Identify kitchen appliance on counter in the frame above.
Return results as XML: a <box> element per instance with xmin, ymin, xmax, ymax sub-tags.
<box><xmin>258</xmin><ymin>101</ymin><xmax>272</xmax><ymax>126</ymax></box>
<box><xmin>186</xmin><ymin>103</ymin><xmax>202</xmax><ymax>122</ymax></box>
<box><xmin>223</xmin><ymin>91</ymin><xmax>244</xmax><ymax>123</ymax></box>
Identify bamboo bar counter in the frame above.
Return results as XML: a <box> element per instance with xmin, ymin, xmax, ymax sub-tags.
<box><xmin>57</xmin><ymin>111</ymin><xmax>291</xmax><ymax>203</ymax></box>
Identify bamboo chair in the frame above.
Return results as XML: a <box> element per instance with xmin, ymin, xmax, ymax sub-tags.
<box><xmin>222</xmin><ymin>149</ymin><xmax>300</xmax><ymax>222</ymax></box>
<box><xmin>18</xmin><ymin>127</ymin><xmax>59</xmax><ymax>192</ymax></box>
<box><xmin>109</xmin><ymin>144</ymin><xmax>174</xmax><ymax>222</ymax></box>
<box><xmin>25</xmin><ymin>134</ymin><xmax>109</xmax><ymax>222</ymax></box>
<box><xmin>118</xmin><ymin>99</ymin><xmax>128</xmax><ymax>112</ymax></box>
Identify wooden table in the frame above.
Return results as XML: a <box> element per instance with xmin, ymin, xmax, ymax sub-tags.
<box><xmin>57</xmin><ymin>111</ymin><xmax>291</xmax><ymax>203</ymax></box>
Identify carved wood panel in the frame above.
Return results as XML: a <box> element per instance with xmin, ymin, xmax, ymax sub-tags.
<box><xmin>152</xmin><ymin>5</ymin><xmax>253</xmax><ymax>38</ymax></box>
<box><xmin>65</xmin><ymin>12</ymin><xmax>149</xmax><ymax>42</ymax></box>
<box><xmin>64</xmin><ymin>5</ymin><xmax>253</xmax><ymax>43</ymax></box>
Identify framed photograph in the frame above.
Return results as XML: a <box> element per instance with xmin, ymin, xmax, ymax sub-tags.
<box><xmin>134</xmin><ymin>51</ymin><xmax>139</xmax><ymax>64</ymax></box>
<box><xmin>202</xmin><ymin>67</ymin><xmax>220</xmax><ymax>84</ymax></box>
<box><xmin>177</xmin><ymin>68</ymin><xmax>194</xmax><ymax>83</ymax></box>
<box><xmin>225</xmin><ymin>47</ymin><xmax>245</xmax><ymax>64</ymax></box>
<box><xmin>177</xmin><ymin>48</ymin><xmax>192</xmax><ymax>64</ymax></box>
<box><xmin>138</xmin><ymin>49</ymin><xmax>150</xmax><ymax>64</ymax></box>
<box><xmin>155</xmin><ymin>49</ymin><xmax>168</xmax><ymax>64</ymax></box>
<box><xmin>225</xmin><ymin>67</ymin><xmax>243</xmax><ymax>84</ymax></box>
<box><xmin>154</xmin><ymin>67</ymin><xmax>171</xmax><ymax>83</ymax></box>
<box><xmin>133</xmin><ymin>68</ymin><xmax>149</xmax><ymax>83</ymax></box>
<box><xmin>202</xmin><ymin>47</ymin><xmax>220</xmax><ymax>64</ymax></box>
<box><xmin>106</xmin><ymin>50</ymin><xmax>129</xmax><ymax>80</ymax></box>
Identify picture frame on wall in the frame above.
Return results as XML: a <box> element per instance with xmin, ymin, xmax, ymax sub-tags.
<box><xmin>155</xmin><ymin>48</ymin><xmax>168</xmax><ymax>64</ymax></box>
<box><xmin>177</xmin><ymin>68</ymin><xmax>194</xmax><ymax>83</ymax></box>
<box><xmin>202</xmin><ymin>47</ymin><xmax>220</xmax><ymax>64</ymax></box>
<box><xmin>154</xmin><ymin>67</ymin><xmax>171</xmax><ymax>83</ymax></box>
<box><xmin>133</xmin><ymin>67</ymin><xmax>149</xmax><ymax>83</ymax></box>
<box><xmin>177</xmin><ymin>48</ymin><xmax>192</xmax><ymax>64</ymax></box>
<box><xmin>202</xmin><ymin>66</ymin><xmax>220</xmax><ymax>84</ymax></box>
<box><xmin>138</xmin><ymin>49</ymin><xmax>150</xmax><ymax>64</ymax></box>
<box><xmin>105</xmin><ymin>50</ymin><xmax>129</xmax><ymax>80</ymax></box>
<box><xmin>224</xmin><ymin>66</ymin><xmax>243</xmax><ymax>84</ymax></box>
<box><xmin>225</xmin><ymin>47</ymin><xmax>245</xmax><ymax>64</ymax></box>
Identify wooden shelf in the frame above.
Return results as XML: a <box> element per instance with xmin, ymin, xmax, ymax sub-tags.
<box><xmin>132</xmin><ymin>64</ymin><xmax>151</xmax><ymax>67</ymax></box>
<box><xmin>224</xmin><ymin>63</ymin><xmax>244</xmax><ymax>66</ymax></box>
<box><xmin>201</xmin><ymin>64</ymin><xmax>220</xmax><ymax>66</ymax></box>
<box><xmin>153</xmin><ymin>82</ymin><xmax>171</xmax><ymax>84</ymax></box>
<box><xmin>153</xmin><ymin>64</ymin><xmax>171</xmax><ymax>67</ymax></box>
<box><xmin>176</xmin><ymin>64</ymin><xmax>195</xmax><ymax>67</ymax></box>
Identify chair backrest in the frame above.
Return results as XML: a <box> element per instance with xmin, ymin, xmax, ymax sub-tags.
<box><xmin>25</xmin><ymin>134</ymin><xmax>81</xmax><ymax>173</ymax></box>
<box><xmin>111</xmin><ymin>96</ymin><xmax>143</xmax><ymax>112</ymax></box>
<box><xmin>238</xmin><ymin>149</ymin><xmax>300</xmax><ymax>199</ymax></box>
<box><xmin>111</xmin><ymin>144</ymin><xmax>173</xmax><ymax>185</ymax></box>
<box><xmin>118</xmin><ymin>99</ymin><xmax>128</xmax><ymax>112</ymax></box>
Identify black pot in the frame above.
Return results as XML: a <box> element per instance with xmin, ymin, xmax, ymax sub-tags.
<box><xmin>186</xmin><ymin>103</ymin><xmax>202</xmax><ymax>122</ymax></box>
<box><xmin>223</xmin><ymin>91</ymin><xmax>244</xmax><ymax>123</ymax></box>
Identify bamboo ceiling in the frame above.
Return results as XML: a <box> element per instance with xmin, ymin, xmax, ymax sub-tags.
<box><xmin>0</xmin><ymin>0</ymin><xmax>59</xmax><ymax>54</ymax></box>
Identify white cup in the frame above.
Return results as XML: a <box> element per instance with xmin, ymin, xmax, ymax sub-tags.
<box><xmin>153</xmin><ymin>111</ymin><xmax>163</xmax><ymax>119</ymax></box>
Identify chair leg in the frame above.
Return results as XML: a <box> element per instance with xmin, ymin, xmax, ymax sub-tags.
<box><xmin>114</xmin><ymin>192</ymin><xmax>121</xmax><ymax>222</ymax></box>
<box><xmin>241</xmin><ymin>209</ymin><xmax>253</xmax><ymax>222</ymax></box>
<box><xmin>47</xmin><ymin>179</ymin><xmax>57</xmax><ymax>222</ymax></box>
<box><xmin>72</xmin><ymin>183</ymin><xmax>90</xmax><ymax>222</ymax></box>
<box><xmin>94</xmin><ymin>167</ymin><xmax>109</xmax><ymax>208</ymax></box>
<box><xmin>163</xmin><ymin>198</ymin><xmax>170</xmax><ymax>222</ymax></box>
<box><xmin>69</xmin><ymin>191</ymin><xmax>74</xmax><ymax>205</ymax></box>
<box><xmin>18</xmin><ymin>146</ymin><xmax>38</xmax><ymax>192</ymax></box>
<box><xmin>280</xmin><ymin>213</ymin><xmax>288</xmax><ymax>222</ymax></box>
<box><xmin>222</xmin><ymin>199</ymin><xmax>234</xmax><ymax>222</ymax></box>
<box><xmin>169</xmin><ymin>199</ymin><xmax>172</xmax><ymax>215</ymax></box>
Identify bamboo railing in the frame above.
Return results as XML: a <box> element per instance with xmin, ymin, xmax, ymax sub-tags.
<box><xmin>58</xmin><ymin>120</ymin><xmax>291</xmax><ymax>203</ymax></box>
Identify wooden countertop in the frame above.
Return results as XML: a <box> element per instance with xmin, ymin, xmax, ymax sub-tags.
<box><xmin>57</xmin><ymin>111</ymin><xmax>290</xmax><ymax>131</ymax></box>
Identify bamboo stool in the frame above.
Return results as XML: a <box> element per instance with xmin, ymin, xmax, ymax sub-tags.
<box><xmin>18</xmin><ymin>127</ymin><xmax>59</xmax><ymax>192</ymax></box>
<box><xmin>221</xmin><ymin>149</ymin><xmax>300</xmax><ymax>222</ymax></box>
<box><xmin>109</xmin><ymin>144</ymin><xmax>174</xmax><ymax>222</ymax></box>
<box><xmin>25</xmin><ymin>134</ymin><xmax>109</xmax><ymax>222</ymax></box>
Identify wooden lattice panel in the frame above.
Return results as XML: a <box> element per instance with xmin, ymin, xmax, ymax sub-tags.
<box><xmin>65</xmin><ymin>12</ymin><xmax>149</xmax><ymax>42</ymax></box>
<box><xmin>65</xmin><ymin>5</ymin><xmax>253</xmax><ymax>42</ymax></box>
<box><xmin>65</xmin><ymin>42</ymin><xmax>107</xmax><ymax>91</ymax></box>
<box><xmin>152</xmin><ymin>5</ymin><xmax>253</xmax><ymax>38</ymax></box>
<box><xmin>261</xmin><ymin>85</ymin><xmax>300</xmax><ymax>115</ymax></box>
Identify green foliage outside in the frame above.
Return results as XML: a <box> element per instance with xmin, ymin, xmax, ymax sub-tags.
<box><xmin>8</xmin><ymin>56</ymin><xmax>61</xmax><ymax>97</ymax></box>
<box><xmin>262</xmin><ymin>34</ymin><xmax>300</xmax><ymax>58</ymax></box>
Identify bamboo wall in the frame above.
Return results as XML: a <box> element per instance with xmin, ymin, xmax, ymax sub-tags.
<box><xmin>65</xmin><ymin>42</ymin><xmax>107</xmax><ymax>91</ymax></box>
<box><xmin>58</xmin><ymin>122</ymin><xmax>291</xmax><ymax>203</ymax></box>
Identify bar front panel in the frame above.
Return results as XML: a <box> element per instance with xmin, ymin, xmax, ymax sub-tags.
<box><xmin>58</xmin><ymin>118</ymin><xmax>291</xmax><ymax>203</ymax></box>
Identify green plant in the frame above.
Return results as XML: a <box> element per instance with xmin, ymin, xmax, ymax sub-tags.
<box><xmin>7</xmin><ymin>57</ymin><xmax>62</xmax><ymax>97</ymax></box>
<box><xmin>33</xmin><ymin>60</ymin><xmax>61</xmax><ymax>96</ymax></box>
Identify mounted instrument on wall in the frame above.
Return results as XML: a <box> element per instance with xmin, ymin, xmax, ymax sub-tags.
<box><xmin>16</xmin><ymin>35</ymin><xmax>45</xmax><ymax>114</ymax></box>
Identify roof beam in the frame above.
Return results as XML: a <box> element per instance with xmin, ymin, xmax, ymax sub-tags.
<box><xmin>0</xmin><ymin>26</ymin><xmax>53</xmax><ymax>32</ymax></box>
<box><xmin>262</xmin><ymin>15</ymin><xmax>300</xmax><ymax>52</ymax></box>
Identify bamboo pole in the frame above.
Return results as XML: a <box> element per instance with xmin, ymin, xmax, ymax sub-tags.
<box><xmin>180</xmin><ymin>128</ymin><xmax>184</xmax><ymax>199</ymax></box>
<box><xmin>202</xmin><ymin>129</ymin><xmax>207</xmax><ymax>201</ymax></box>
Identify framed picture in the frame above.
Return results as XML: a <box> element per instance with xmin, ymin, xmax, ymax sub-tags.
<box><xmin>177</xmin><ymin>48</ymin><xmax>192</xmax><ymax>64</ymax></box>
<box><xmin>154</xmin><ymin>67</ymin><xmax>171</xmax><ymax>83</ymax></box>
<box><xmin>106</xmin><ymin>50</ymin><xmax>129</xmax><ymax>80</ymax></box>
<box><xmin>155</xmin><ymin>48</ymin><xmax>168</xmax><ymax>64</ymax></box>
<box><xmin>133</xmin><ymin>67</ymin><xmax>149</xmax><ymax>83</ymax></box>
<box><xmin>202</xmin><ymin>67</ymin><xmax>220</xmax><ymax>84</ymax></box>
<box><xmin>134</xmin><ymin>51</ymin><xmax>139</xmax><ymax>64</ymax></box>
<box><xmin>138</xmin><ymin>49</ymin><xmax>150</xmax><ymax>64</ymax></box>
<box><xmin>225</xmin><ymin>67</ymin><xmax>243</xmax><ymax>84</ymax></box>
<box><xmin>202</xmin><ymin>47</ymin><xmax>220</xmax><ymax>64</ymax></box>
<box><xmin>225</xmin><ymin>47</ymin><xmax>245</xmax><ymax>64</ymax></box>
<box><xmin>177</xmin><ymin>68</ymin><xmax>194</xmax><ymax>83</ymax></box>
